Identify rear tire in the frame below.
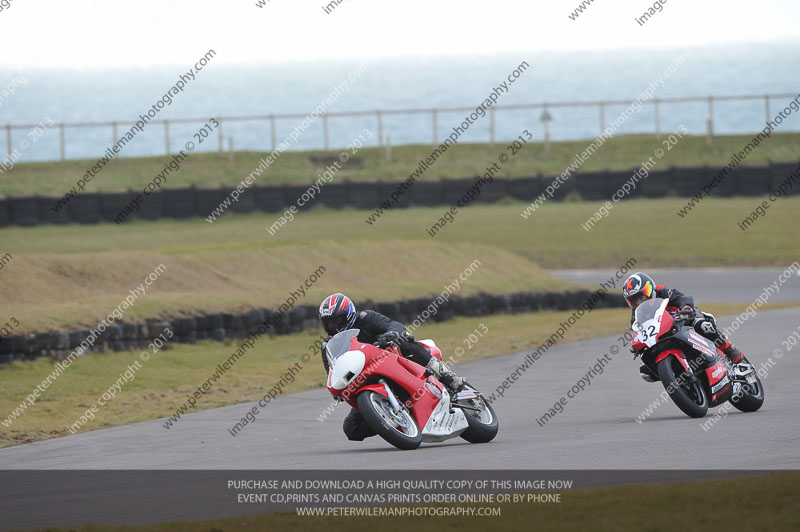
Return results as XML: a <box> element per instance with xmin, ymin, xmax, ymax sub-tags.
<box><xmin>458</xmin><ymin>392</ymin><xmax>499</xmax><ymax>444</ymax></box>
<box><xmin>356</xmin><ymin>390</ymin><xmax>421</xmax><ymax>450</ymax></box>
<box><xmin>730</xmin><ymin>357</ymin><xmax>765</xmax><ymax>413</ymax></box>
<box><xmin>657</xmin><ymin>355</ymin><xmax>708</xmax><ymax>418</ymax></box>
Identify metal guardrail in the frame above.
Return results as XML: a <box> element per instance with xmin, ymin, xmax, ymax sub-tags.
<box><xmin>3</xmin><ymin>92</ymin><xmax>796</xmax><ymax>163</ymax></box>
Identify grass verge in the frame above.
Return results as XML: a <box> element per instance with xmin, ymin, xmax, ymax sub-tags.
<box><xmin>2</xmin><ymin>198</ymin><xmax>797</xmax><ymax>268</ymax></box>
<box><xmin>2</xmin><ymin>133</ymin><xmax>799</xmax><ymax>196</ymax></box>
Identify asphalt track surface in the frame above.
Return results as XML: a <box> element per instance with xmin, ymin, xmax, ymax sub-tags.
<box><xmin>1</xmin><ymin>307</ymin><xmax>797</xmax><ymax>471</ymax></box>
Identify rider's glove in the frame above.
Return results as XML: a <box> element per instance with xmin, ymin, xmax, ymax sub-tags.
<box><xmin>376</xmin><ymin>331</ymin><xmax>401</xmax><ymax>348</ymax></box>
<box><xmin>679</xmin><ymin>305</ymin><xmax>696</xmax><ymax>318</ymax></box>
<box><xmin>400</xmin><ymin>331</ymin><xmax>415</xmax><ymax>343</ymax></box>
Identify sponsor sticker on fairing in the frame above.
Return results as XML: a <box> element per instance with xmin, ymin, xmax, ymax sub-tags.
<box><xmin>689</xmin><ymin>330</ymin><xmax>713</xmax><ymax>345</ymax></box>
<box><xmin>711</xmin><ymin>376</ymin><xmax>729</xmax><ymax>393</ymax></box>
<box><xmin>691</xmin><ymin>342</ymin><xmax>716</xmax><ymax>357</ymax></box>
<box><xmin>456</xmin><ymin>390</ymin><xmax>477</xmax><ymax>401</ymax></box>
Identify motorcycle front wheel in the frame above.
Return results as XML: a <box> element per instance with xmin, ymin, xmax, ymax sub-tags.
<box><xmin>356</xmin><ymin>390</ymin><xmax>422</xmax><ymax>450</ymax></box>
<box><xmin>657</xmin><ymin>355</ymin><xmax>708</xmax><ymax>418</ymax></box>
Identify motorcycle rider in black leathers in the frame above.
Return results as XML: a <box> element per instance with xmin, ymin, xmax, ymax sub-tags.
<box><xmin>622</xmin><ymin>272</ymin><xmax>745</xmax><ymax>383</ymax></box>
<box><xmin>318</xmin><ymin>292</ymin><xmax>466</xmax><ymax>441</ymax></box>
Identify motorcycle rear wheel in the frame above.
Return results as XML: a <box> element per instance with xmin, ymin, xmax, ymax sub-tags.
<box><xmin>657</xmin><ymin>355</ymin><xmax>708</xmax><ymax>418</ymax></box>
<box><xmin>730</xmin><ymin>356</ymin><xmax>765</xmax><ymax>412</ymax></box>
<box><xmin>458</xmin><ymin>390</ymin><xmax>499</xmax><ymax>443</ymax></box>
<box><xmin>356</xmin><ymin>390</ymin><xmax>422</xmax><ymax>450</ymax></box>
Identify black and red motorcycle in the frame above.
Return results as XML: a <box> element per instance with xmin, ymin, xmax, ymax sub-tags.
<box><xmin>632</xmin><ymin>298</ymin><xmax>764</xmax><ymax>418</ymax></box>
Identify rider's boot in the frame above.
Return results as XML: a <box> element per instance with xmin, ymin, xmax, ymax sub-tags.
<box><xmin>426</xmin><ymin>358</ymin><xmax>466</xmax><ymax>393</ymax></box>
<box><xmin>639</xmin><ymin>364</ymin><xmax>658</xmax><ymax>383</ymax></box>
<box><xmin>719</xmin><ymin>339</ymin><xmax>744</xmax><ymax>364</ymax></box>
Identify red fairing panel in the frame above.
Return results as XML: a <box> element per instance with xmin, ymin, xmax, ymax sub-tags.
<box><xmin>396</xmin><ymin>356</ymin><xmax>444</xmax><ymax>428</ymax></box>
<box><xmin>338</xmin><ymin>340</ymin><xmax>443</xmax><ymax>429</ymax></box>
<box><xmin>705</xmin><ymin>361</ymin><xmax>727</xmax><ymax>386</ymax></box>
<box><xmin>655</xmin><ymin>349</ymin><xmax>689</xmax><ymax>370</ymax></box>
<box><xmin>658</xmin><ymin>311</ymin><xmax>675</xmax><ymax>337</ymax></box>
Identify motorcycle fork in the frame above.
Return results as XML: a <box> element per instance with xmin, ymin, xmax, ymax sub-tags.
<box><xmin>378</xmin><ymin>379</ymin><xmax>403</xmax><ymax>413</ymax></box>
<box><xmin>674</xmin><ymin>354</ymin><xmax>700</xmax><ymax>385</ymax></box>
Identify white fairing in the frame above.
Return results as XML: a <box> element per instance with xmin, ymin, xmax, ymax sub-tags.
<box><xmin>634</xmin><ymin>299</ymin><xmax>669</xmax><ymax>348</ymax></box>
<box><xmin>419</xmin><ymin>338</ymin><xmax>469</xmax><ymax>441</ymax></box>
<box><xmin>420</xmin><ymin>392</ymin><xmax>469</xmax><ymax>443</ymax></box>
<box><xmin>328</xmin><ymin>350</ymin><xmax>366</xmax><ymax>390</ymax></box>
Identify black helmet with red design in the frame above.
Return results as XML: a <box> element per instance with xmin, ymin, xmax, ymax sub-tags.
<box><xmin>622</xmin><ymin>272</ymin><xmax>656</xmax><ymax>309</ymax></box>
<box><xmin>319</xmin><ymin>293</ymin><xmax>357</xmax><ymax>336</ymax></box>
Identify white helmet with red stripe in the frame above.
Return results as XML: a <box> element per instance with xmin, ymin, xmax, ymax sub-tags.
<box><xmin>319</xmin><ymin>293</ymin><xmax>357</xmax><ymax>336</ymax></box>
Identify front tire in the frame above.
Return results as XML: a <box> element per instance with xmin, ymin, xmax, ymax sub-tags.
<box><xmin>657</xmin><ymin>355</ymin><xmax>708</xmax><ymax>418</ymax></box>
<box><xmin>730</xmin><ymin>357</ymin><xmax>765</xmax><ymax>413</ymax></box>
<box><xmin>356</xmin><ymin>390</ymin><xmax>421</xmax><ymax>450</ymax></box>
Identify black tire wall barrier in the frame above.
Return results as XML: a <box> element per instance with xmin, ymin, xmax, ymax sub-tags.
<box><xmin>0</xmin><ymin>290</ymin><xmax>627</xmax><ymax>364</ymax></box>
<box><xmin>2</xmin><ymin>162</ymin><xmax>798</xmax><ymax>227</ymax></box>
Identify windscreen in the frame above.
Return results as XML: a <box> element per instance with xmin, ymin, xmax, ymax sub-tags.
<box><xmin>634</xmin><ymin>298</ymin><xmax>666</xmax><ymax>327</ymax></box>
<box><xmin>325</xmin><ymin>329</ymin><xmax>360</xmax><ymax>362</ymax></box>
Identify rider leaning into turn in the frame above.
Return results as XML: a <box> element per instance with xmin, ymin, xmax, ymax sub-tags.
<box><xmin>622</xmin><ymin>272</ymin><xmax>745</xmax><ymax>383</ymax></box>
<box><xmin>318</xmin><ymin>292</ymin><xmax>466</xmax><ymax>441</ymax></box>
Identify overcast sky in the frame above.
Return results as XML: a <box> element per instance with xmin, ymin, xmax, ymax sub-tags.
<box><xmin>0</xmin><ymin>0</ymin><xmax>797</xmax><ymax>68</ymax></box>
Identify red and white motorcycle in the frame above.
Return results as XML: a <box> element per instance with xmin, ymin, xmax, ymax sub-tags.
<box><xmin>326</xmin><ymin>329</ymin><xmax>499</xmax><ymax>450</ymax></box>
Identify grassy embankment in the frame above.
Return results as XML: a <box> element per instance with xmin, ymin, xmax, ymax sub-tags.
<box><xmin>1</xmin><ymin>195</ymin><xmax>798</xmax><ymax>332</ymax></box>
<box><xmin>1</xmin><ymin>196</ymin><xmax>798</xmax><ymax>331</ymax></box>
